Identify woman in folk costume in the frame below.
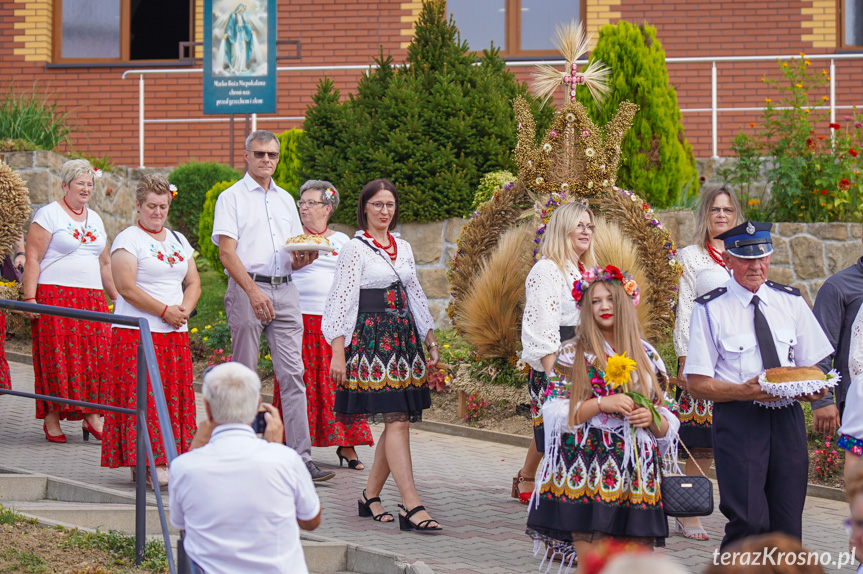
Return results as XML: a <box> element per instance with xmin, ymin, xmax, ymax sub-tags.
<box><xmin>670</xmin><ymin>186</ymin><xmax>741</xmax><ymax>539</ymax></box>
<box><xmin>516</xmin><ymin>201</ymin><xmax>596</xmax><ymax>503</ymax></box>
<box><xmin>527</xmin><ymin>266</ymin><xmax>680</xmax><ymax>570</ymax></box>
<box><xmin>837</xmin><ymin>304</ymin><xmax>863</xmax><ymax>482</ymax></box>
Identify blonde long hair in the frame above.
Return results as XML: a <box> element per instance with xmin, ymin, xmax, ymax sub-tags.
<box><xmin>567</xmin><ymin>281</ymin><xmax>664</xmax><ymax>426</ymax></box>
<box><xmin>537</xmin><ymin>202</ymin><xmax>596</xmax><ymax>273</ymax></box>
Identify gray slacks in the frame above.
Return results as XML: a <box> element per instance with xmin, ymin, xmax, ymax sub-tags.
<box><xmin>225</xmin><ymin>277</ymin><xmax>310</xmax><ymax>461</ymax></box>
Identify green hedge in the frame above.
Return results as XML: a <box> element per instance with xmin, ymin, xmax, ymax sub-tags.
<box><xmin>169</xmin><ymin>162</ymin><xmax>242</xmax><ymax>249</ymax></box>
<box><xmin>468</xmin><ymin>170</ymin><xmax>515</xmax><ymax>216</ymax></box>
<box><xmin>273</xmin><ymin>128</ymin><xmax>303</xmax><ymax>198</ymax></box>
<box><xmin>299</xmin><ymin>0</ymin><xmax>551</xmax><ymax>224</ymax></box>
<box><xmin>577</xmin><ymin>22</ymin><xmax>698</xmax><ymax>208</ymax></box>
<box><xmin>197</xmin><ymin>179</ymin><xmax>239</xmax><ymax>278</ymax></box>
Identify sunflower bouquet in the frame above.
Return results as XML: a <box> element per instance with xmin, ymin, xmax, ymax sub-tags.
<box><xmin>604</xmin><ymin>352</ymin><xmax>661</xmax><ymax>488</ymax></box>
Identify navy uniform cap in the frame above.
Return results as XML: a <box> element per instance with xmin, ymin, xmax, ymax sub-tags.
<box><xmin>714</xmin><ymin>221</ymin><xmax>773</xmax><ymax>259</ymax></box>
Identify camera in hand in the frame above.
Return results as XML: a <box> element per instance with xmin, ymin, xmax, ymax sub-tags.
<box><xmin>251</xmin><ymin>411</ymin><xmax>267</xmax><ymax>434</ymax></box>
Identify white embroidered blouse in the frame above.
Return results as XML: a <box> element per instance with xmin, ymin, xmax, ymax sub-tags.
<box><xmin>521</xmin><ymin>258</ymin><xmax>582</xmax><ymax>371</ymax></box>
<box><xmin>672</xmin><ymin>244</ymin><xmax>731</xmax><ymax>357</ymax></box>
<box><xmin>321</xmin><ymin>232</ymin><xmax>435</xmax><ymax>345</ymax></box>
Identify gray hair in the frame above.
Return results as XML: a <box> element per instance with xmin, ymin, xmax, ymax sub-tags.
<box><xmin>202</xmin><ymin>363</ymin><xmax>261</xmax><ymax>425</ymax></box>
<box><xmin>695</xmin><ymin>186</ymin><xmax>743</xmax><ymax>246</ymax></box>
<box><xmin>60</xmin><ymin>159</ymin><xmax>95</xmax><ymax>187</ymax></box>
<box><xmin>244</xmin><ymin>130</ymin><xmax>278</xmax><ymax>150</ymax></box>
<box><xmin>299</xmin><ymin>179</ymin><xmax>340</xmax><ymax>211</ymax></box>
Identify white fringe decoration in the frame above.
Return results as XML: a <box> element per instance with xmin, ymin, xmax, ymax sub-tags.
<box><xmin>754</xmin><ymin>369</ymin><xmax>839</xmax><ymax>408</ymax></box>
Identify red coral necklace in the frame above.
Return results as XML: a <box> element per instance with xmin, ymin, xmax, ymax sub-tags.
<box><xmin>138</xmin><ymin>221</ymin><xmax>164</xmax><ymax>235</ymax></box>
<box><xmin>706</xmin><ymin>242</ymin><xmax>726</xmax><ymax>268</ymax></box>
<box><xmin>63</xmin><ymin>196</ymin><xmax>84</xmax><ymax>216</ymax></box>
<box><xmin>364</xmin><ymin>231</ymin><xmax>398</xmax><ymax>261</ymax></box>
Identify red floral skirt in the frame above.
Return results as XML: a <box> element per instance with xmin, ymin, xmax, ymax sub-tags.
<box><xmin>0</xmin><ymin>314</ymin><xmax>10</xmax><ymax>390</ymax></box>
<box><xmin>100</xmin><ymin>328</ymin><xmax>196</xmax><ymax>468</ymax></box>
<box><xmin>273</xmin><ymin>314</ymin><xmax>373</xmax><ymax>448</ymax></box>
<box><xmin>31</xmin><ymin>284</ymin><xmax>111</xmax><ymax>420</ymax></box>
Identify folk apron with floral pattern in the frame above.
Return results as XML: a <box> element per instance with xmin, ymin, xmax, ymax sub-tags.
<box><xmin>527</xmin><ymin>358</ymin><xmax>670</xmax><ymax>547</ymax></box>
<box><xmin>334</xmin><ymin>282</ymin><xmax>430</xmax><ymax>424</ymax></box>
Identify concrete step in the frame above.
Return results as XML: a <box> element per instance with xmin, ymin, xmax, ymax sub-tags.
<box><xmin>5</xmin><ymin>500</ymin><xmax>176</xmax><ymax>535</ymax></box>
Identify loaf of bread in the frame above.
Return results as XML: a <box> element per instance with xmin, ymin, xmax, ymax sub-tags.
<box><xmin>765</xmin><ymin>366</ymin><xmax>825</xmax><ymax>383</ymax></box>
<box><xmin>285</xmin><ymin>234</ymin><xmax>329</xmax><ymax>245</ymax></box>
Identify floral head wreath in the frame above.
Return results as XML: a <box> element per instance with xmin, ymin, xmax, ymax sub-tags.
<box><xmin>572</xmin><ymin>265</ymin><xmax>640</xmax><ymax>308</ymax></box>
<box><xmin>169</xmin><ymin>184</ymin><xmax>178</xmax><ymax>198</ymax></box>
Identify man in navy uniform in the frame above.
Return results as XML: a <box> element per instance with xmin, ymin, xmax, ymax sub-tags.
<box><xmin>683</xmin><ymin>221</ymin><xmax>833</xmax><ymax>548</ymax></box>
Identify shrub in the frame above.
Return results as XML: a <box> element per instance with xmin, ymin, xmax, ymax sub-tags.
<box><xmin>467</xmin><ymin>170</ymin><xmax>515</xmax><ymax>216</ymax></box>
<box><xmin>578</xmin><ymin>22</ymin><xmax>698</xmax><ymax>208</ymax></box>
<box><xmin>169</xmin><ymin>162</ymin><xmax>242</xmax><ymax>249</ymax></box>
<box><xmin>719</xmin><ymin>56</ymin><xmax>863</xmax><ymax>222</ymax></box>
<box><xmin>0</xmin><ymin>84</ymin><xmax>73</xmax><ymax>151</ymax></box>
<box><xmin>197</xmin><ymin>179</ymin><xmax>239</xmax><ymax>277</ymax></box>
<box><xmin>299</xmin><ymin>0</ymin><xmax>551</xmax><ymax>224</ymax></box>
<box><xmin>273</xmin><ymin>128</ymin><xmax>304</xmax><ymax>198</ymax></box>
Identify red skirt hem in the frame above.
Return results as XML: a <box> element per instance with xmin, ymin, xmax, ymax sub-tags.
<box><xmin>100</xmin><ymin>328</ymin><xmax>196</xmax><ymax>468</ymax></box>
<box><xmin>273</xmin><ymin>314</ymin><xmax>374</xmax><ymax>448</ymax></box>
<box><xmin>31</xmin><ymin>284</ymin><xmax>111</xmax><ymax>420</ymax></box>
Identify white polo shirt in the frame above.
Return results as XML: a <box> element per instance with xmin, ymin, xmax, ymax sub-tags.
<box><xmin>211</xmin><ymin>173</ymin><xmax>302</xmax><ymax>277</ymax></box>
<box><xmin>169</xmin><ymin>424</ymin><xmax>320</xmax><ymax>574</ymax></box>
<box><xmin>683</xmin><ymin>277</ymin><xmax>833</xmax><ymax>384</ymax></box>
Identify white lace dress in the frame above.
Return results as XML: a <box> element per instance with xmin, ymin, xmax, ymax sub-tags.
<box><xmin>838</xmin><ymin>305</ymin><xmax>863</xmax><ymax>454</ymax></box>
<box><xmin>521</xmin><ymin>258</ymin><xmax>582</xmax><ymax>452</ymax></box>
<box><xmin>322</xmin><ymin>233</ymin><xmax>435</xmax><ymax>423</ymax></box>
<box><xmin>672</xmin><ymin>244</ymin><xmax>730</xmax><ymax>451</ymax></box>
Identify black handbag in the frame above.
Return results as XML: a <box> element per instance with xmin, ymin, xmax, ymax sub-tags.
<box><xmin>169</xmin><ymin>230</ymin><xmax>197</xmax><ymax>319</ymax></box>
<box><xmin>661</xmin><ymin>440</ymin><xmax>714</xmax><ymax>517</ymax></box>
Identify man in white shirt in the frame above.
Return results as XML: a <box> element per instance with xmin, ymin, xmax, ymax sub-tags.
<box><xmin>169</xmin><ymin>363</ymin><xmax>321</xmax><ymax>574</ymax></box>
<box><xmin>212</xmin><ymin>130</ymin><xmax>334</xmax><ymax>481</ymax></box>
<box><xmin>684</xmin><ymin>221</ymin><xmax>833</xmax><ymax>549</ymax></box>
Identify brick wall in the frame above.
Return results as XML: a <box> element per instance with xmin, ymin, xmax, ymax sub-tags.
<box><xmin>3</xmin><ymin>0</ymin><xmax>863</xmax><ymax>167</ymax></box>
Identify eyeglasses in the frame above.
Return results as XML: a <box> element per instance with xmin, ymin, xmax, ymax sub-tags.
<box><xmin>248</xmin><ymin>150</ymin><xmax>280</xmax><ymax>160</ymax></box>
<box><xmin>710</xmin><ymin>207</ymin><xmax>735</xmax><ymax>215</ymax></box>
<box><xmin>844</xmin><ymin>518</ymin><xmax>863</xmax><ymax>535</ymax></box>
<box><xmin>297</xmin><ymin>200</ymin><xmax>325</xmax><ymax>208</ymax></box>
<box><xmin>575</xmin><ymin>223</ymin><xmax>595</xmax><ymax>232</ymax></box>
<box><xmin>368</xmin><ymin>202</ymin><xmax>396</xmax><ymax>212</ymax></box>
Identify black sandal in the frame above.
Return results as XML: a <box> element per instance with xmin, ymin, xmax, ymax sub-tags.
<box><xmin>337</xmin><ymin>446</ymin><xmax>365</xmax><ymax>470</ymax></box>
<box><xmin>358</xmin><ymin>490</ymin><xmax>393</xmax><ymax>522</ymax></box>
<box><xmin>397</xmin><ymin>504</ymin><xmax>442</xmax><ymax>533</ymax></box>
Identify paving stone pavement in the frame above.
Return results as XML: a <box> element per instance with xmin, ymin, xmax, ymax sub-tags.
<box><xmin>0</xmin><ymin>360</ymin><xmax>857</xmax><ymax>573</ymax></box>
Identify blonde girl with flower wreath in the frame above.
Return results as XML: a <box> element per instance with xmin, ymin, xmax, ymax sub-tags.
<box><xmin>526</xmin><ymin>266</ymin><xmax>680</xmax><ymax>569</ymax></box>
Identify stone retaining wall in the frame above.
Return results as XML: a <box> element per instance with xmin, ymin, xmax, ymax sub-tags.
<box><xmin>0</xmin><ymin>150</ymin><xmax>169</xmax><ymax>240</ymax></box>
<box><xmin>5</xmin><ymin>151</ymin><xmax>860</xmax><ymax>321</ymax></box>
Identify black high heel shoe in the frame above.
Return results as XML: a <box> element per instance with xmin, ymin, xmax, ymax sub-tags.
<box><xmin>397</xmin><ymin>504</ymin><xmax>442</xmax><ymax>533</ymax></box>
<box><xmin>337</xmin><ymin>446</ymin><xmax>365</xmax><ymax>470</ymax></box>
<box><xmin>357</xmin><ymin>489</ymin><xmax>393</xmax><ymax>522</ymax></box>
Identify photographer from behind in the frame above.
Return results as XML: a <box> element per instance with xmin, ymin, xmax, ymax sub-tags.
<box><xmin>169</xmin><ymin>363</ymin><xmax>321</xmax><ymax>574</ymax></box>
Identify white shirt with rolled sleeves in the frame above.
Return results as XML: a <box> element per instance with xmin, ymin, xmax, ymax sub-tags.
<box><xmin>683</xmin><ymin>277</ymin><xmax>833</xmax><ymax>384</ymax></box>
<box><xmin>211</xmin><ymin>173</ymin><xmax>303</xmax><ymax>276</ymax></box>
<box><xmin>169</xmin><ymin>424</ymin><xmax>320</xmax><ymax>574</ymax></box>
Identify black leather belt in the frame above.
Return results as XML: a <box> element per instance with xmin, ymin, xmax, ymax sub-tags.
<box><xmin>249</xmin><ymin>272</ymin><xmax>291</xmax><ymax>285</ymax></box>
<box><xmin>559</xmin><ymin>325</ymin><xmax>576</xmax><ymax>341</ymax></box>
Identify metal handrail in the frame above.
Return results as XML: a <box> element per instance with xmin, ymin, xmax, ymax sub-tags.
<box><xmin>121</xmin><ymin>52</ymin><xmax>863</xmax><ymax>166</ymax></box>
<box><xmin>0</xmin><ymin>299</ymin><xmax>183</xmax><ymax>573</ymax></box>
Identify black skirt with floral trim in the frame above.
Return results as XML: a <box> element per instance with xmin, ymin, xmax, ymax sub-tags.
<box><xmin>334</xmin><ymin>283</ymin><xmax>430</xmax><ymax>424</ymax></box>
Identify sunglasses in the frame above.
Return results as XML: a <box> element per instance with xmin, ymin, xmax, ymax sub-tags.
<box><xmin>249</xmin><ymin>150</ymin><xmax>280</xmax><ymax>160</ymax></box>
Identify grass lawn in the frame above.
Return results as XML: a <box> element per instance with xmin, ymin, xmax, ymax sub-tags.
<box><xmin>188</xmin><ymin>261</ymin><xmax>228</xmax><ymax>333</ymax></box>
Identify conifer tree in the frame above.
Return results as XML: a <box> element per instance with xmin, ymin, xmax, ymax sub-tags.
<box><xmin>578</xmin><ymin>21</ymin><xmax>698</xmax><ymax>207</ymax></box>
<box><xmin>299</xmin><ymin>0</ymin><xmax>550</xmax><ymax>224</ymax></box>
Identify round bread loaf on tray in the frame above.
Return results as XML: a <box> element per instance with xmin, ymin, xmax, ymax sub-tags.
<box><xmin>765</xmin><ymin>366</ymin><xmax>825</xmax><ymax>383</ymax></box>
<box><xmin>285</xmin><ymin>234</ymin><xmax>329</xmax><ymax>245</ymax></box>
